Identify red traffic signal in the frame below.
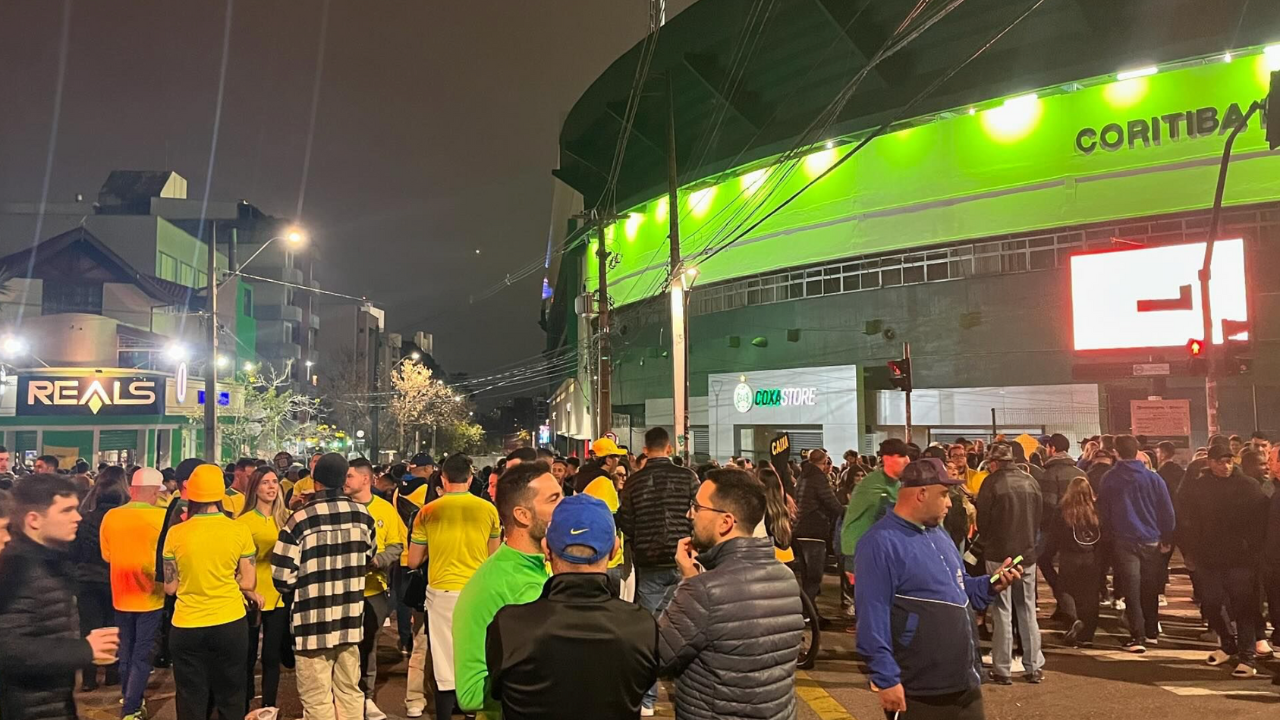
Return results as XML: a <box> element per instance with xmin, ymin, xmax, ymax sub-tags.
<box><xmin>1186</xmin><ymin>338</ymin><xmax>1205</xmax><ymax>356</ymax></box>
<box><xmin>887</xmin><ymin>358</ymin><xmax>912</xmax><ymax>392</ymax></box>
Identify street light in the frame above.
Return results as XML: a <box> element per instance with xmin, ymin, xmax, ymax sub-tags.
<box><xmin>243</xmin><ymin>361</ymin><xmax>256</xmax><ymax>373</ymax></box>
<box><xmin>410</xmin><ymin>351</ymin><xmax>421</xmax><ymax>361</ymax></box>
<box><xmin>165</xmin><ymin>342</ymin><xmax>189</xmax><ymax>362</ymax></box>
<box><xmin>1</xmin><ymin>336</ymin><xmax>27</xmax><ymax>358</ymax></box>
<box><xmin>216</xmin><ymin>355</ymin><xmax>230</xmax><ymax>369</ymax></box>
<box><xmin>230</xmin><ymin>226</ymin><xmax>307</xmax><ymax>280</ymax></box>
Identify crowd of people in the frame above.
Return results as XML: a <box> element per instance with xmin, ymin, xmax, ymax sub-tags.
<box><xmin>0</xmin><ymin>426</ymin><xmax>1273</xmax><ymax>720</ymax></box>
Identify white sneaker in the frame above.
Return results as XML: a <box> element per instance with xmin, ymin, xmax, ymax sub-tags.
<box><xmin>640</xmin><ymin>707</ymin><xmax>656</xmax><ymax>717</ymax></box>
<box><xmin>1256</xmin><ymin>640</ymin><xmax>1274</xmax><ymax>656</ymax></box>
<box><xmin>981</xmin><ymin>653</ymin><xmax>993</xmax><ymax>667</ymax></box>
<box><xmin>1207</xmin><ymin>649</ymin><xmax>1232</xmax><ymax>666</ymax></box>
<box><xmin>1114</xmin><ymin>598</ymin><xmax>1126</xmax><ymax>611</ymax></box>
<box><xmin>365</xmin><ymin>700</ymin><xmax>387</xmax><ymax>720</ymax></box>
<box><xmin>405</xmin><ymin>707</ymin><xmax>424</xmax><ymax>719</ymax></box>
<box><xmin>251</xmin><ymin>709</ymin><xmax>279</xmax><ymax>720</ymax></box>
<box><xmin>1011</xmin><ymin>656</ymin><xmax>1026</xmax><ymax>674</ymax></box>
<box><xmin>1232</xmin><ymin>663</ymin><xmax>1258</xmax><ymax>678</ymax></box>
<box><xmin>1158</xmin><ymin>594</ymin><xmax>1168</xmax><ymax>607</ymax></box>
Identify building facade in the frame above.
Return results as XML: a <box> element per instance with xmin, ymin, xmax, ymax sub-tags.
<box><xmin>547</xmin><ymin>0</ymin><xmax>1280</xmax><ymax>458</ymax></box>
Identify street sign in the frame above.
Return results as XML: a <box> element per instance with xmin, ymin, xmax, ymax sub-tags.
<box><xmin>1130</xmin><ymin>399</ymin><xmax>1191</xmax><ymax>448</ymax></box>
<box><xmin>1132</xmin><ymin>363</ymin><xmax>1171</xmax><ymax>377</ymax></box>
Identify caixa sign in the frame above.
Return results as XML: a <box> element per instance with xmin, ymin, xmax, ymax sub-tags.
<box><xmin>18</xmin><ymin>375</ymin><xmax>165</xmax><ymax>416</ymax></box>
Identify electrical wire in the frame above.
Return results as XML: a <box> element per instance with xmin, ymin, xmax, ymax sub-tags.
<box><xmin>693</xmin><ymin>0</ymin><xmax>1047</xmax><ymax>274</ymax></box>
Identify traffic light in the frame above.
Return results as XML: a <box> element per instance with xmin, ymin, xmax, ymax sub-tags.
<box><xmin>1186</xmin><ymin>338</ymin><xmax>1207</xmax><ymax>376</ymax></box>
<box><xmin>1221</xmin><ymin>318</ymin><xmax>1252</xmax><ymax>375</ymax></box>
<box><xmin>888</xmin><ymin>358</ymin><xmax>912</xmax><ymax>392</ymax></box>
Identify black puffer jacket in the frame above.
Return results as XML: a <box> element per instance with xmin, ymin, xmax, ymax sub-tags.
<box><xmin>658</xmin><ymin>537</ymin><xmax>803</xmax><ymax>720</ymax></box>
<box><xmin>618</xmin><ymin>457</ymin><xmax>698</xmax><ymax>569</ymax></box>
<box><xmin>793</xmin><ymin>463</ymin><xmax>842</xmax><ymax>540</ymax></box>
<box><xmin>0</xmin><ymin>533</ymin><xmax>93</xmax><ymax>720</ymax></box>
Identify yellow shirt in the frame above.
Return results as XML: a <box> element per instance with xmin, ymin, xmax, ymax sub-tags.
<box><xmin>236</xmin><ymin>509</ymin><xmax>284</xmax><ymax>611</ymax></box>
<box><xmin>224</xmin><ymin>489</ymin><xmax>246</xmax><ymax>517</ymax></box>
<box><xmin>364</xmin><ymin>495</ymin><xmax>403</xmax><ymax>596</ymax></box>
<box><xmin>100</xmin><ymin>502</ymin><xmax>167</xmax><ymax>612</ymax></box>
<box><xmin>292</xmin><ymin>476</ymin><xmax>315</xmax><ymax>497</ymax></box>
<box><xmin>394</xmin><ymin>483</ymin><xmax>430</xmax><ymax>566</ymax></box>
<box><xmin>162</xmin><ymin>512</ymin><xmax>256</xmax><ymax>628</ymax></box>
<box><xmin>410</xmin><ymin>491</ymin><xmax>501</xmax><ymax>591</ymax></box>
<box><xmin>583</xmin><ymin>477</ymin><xmax>624</xmax><ymax>569</ymax></box>
<box><xmin>964</xmin><ymin>469</ymin><xmax>989</xmax><ymax>497</ymax></box>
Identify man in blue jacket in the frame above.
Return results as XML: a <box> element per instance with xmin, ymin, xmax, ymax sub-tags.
<box><xmin>856</xmin><ymin>458</ymin><xmax>1022</xmax><ymax>720</ymax></box>
<box><xmin>1097</xmin><ymin>434</ymin><xmax>1176</xmax><ymax>653</ymax></box>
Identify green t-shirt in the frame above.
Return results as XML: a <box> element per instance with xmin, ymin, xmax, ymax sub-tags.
<box><xmin>453</xmin><ymin>543</ymin><xmax>549</xmax><ymax>719</ymax></box>
<box><xmin>840</xmin><ymin>468</ymin><xmax>900</xmax><ymax>557</ymax></box>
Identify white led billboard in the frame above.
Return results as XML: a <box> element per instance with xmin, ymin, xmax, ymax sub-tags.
<box><xmin>1070</xmin><ymin>239</ymin><xmax>1247</xmax><ymax>352</ymax></box>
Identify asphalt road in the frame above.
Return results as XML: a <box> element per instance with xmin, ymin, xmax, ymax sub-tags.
<box><xmin>77</xmin><ymin>570</ymin><xmax>1280</xmax><ymax>720</ymax></box>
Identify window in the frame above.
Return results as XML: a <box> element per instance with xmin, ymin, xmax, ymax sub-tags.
<box><xmin>242</xmin><ymin>287</ymin><xmax>253</xmax><ymax>316</ymax></box>
<box><xmin>158</xmin><ymin>252</ymin><xmax>178</xmax><ymax>282</ymax></box>
<box><xmin>42</xmin><ymin>282</ymin><xmax>103</xmax><ymax>316</ymax></box>
<box><xmin>179</xmin><ymin>262</ymin><xmax>196</xmax><ymax>287</ymax></box>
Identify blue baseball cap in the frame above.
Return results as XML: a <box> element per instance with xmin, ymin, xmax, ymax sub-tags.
<box><xmin>545</xmin><ymin>494</ymin><xmax>616</xmax><ymax>565</ymax></box>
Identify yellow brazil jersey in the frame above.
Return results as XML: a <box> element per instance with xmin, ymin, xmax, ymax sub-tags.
<box><xmin>394</xmin><ymin>483</ymin><xmax>430</xmax><ymax>566</ymax></box>
<box><xmin>236</xmin><ymin>509</ymin><xmax>284</xmax><ymax>611</ymax></box>
<box><xmin>364</xmin><ymin>495</ymin><xmax>403</xmax><ymax>596</ymax></box>
<box><xmin>964</xmin><ymin>469</ymin><xmax>988</xmax><ymax>497</ymax></box>
<box><xmin>223</xmin><ymin>488</ymin><xmax>246</xmax><ymax>517</ymax></box>
<box><xmin>162</xmin><ymin>512</ymin><xmax>257</xmax><ymax>628</ymax></box>
<box><xmin>281</xmin><ymin>478</ymin><xmax>295</xmax><ymax>496</ymax></box>
<box><xmin>292</xmin><ymin>476</ymin><xmax>315</xmax><ymax>497</ymax></box>
<box><xmin>410</xmin><ymin>491</ymin><xmax>501</xmax><ymax>591</ymax></box>
<box><xmin>582</xmin><ymin>477</ymin><xmax>624</xmax><ymax>569</ymax></box>
<box><xmin>100</xmin><ymin>502</ymin><xmax>167</xmax><ymax>612</ymax></box>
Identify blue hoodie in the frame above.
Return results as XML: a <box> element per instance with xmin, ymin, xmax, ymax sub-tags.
<box><xmin>1097</xmin><ymin>459</ymin><xmax>1176</xmax><ymax>545</ymax></box>
<box><xmin>854</xmin><ymin>511</ymin><xmax>992</xmax><ymax>696</ymax></box>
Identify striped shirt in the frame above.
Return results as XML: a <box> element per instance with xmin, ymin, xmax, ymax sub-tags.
<box><xmin>272</xmin><ymin>494</ymin><xmax>376</xmax><ymax>651</ymax></box>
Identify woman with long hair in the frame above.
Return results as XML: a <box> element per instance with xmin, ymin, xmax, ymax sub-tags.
<box><xmin>74</xmin><ymin>466</ymin><xmax>129</xmax><ymax>690</ymax></box>
<box><xmin>162</xmin><ymin>464</ymin><xmax>261</xmax><ymax>720</ymax></box>
<box><xmin>1053</xmin><ymin>476</ymin><xmax>1102</xmax><ymax>647</ymax></box>
<box><xmin>756</xmin><ymin>466</ymin><xmax>794</xmax><ymax>564</ymax></box>
<box><xmin>237</xmin><ymin>467</ymin><xmax>289</xmax><ymax>716</ymax></box>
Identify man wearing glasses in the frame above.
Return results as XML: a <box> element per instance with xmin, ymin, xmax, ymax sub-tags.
<box><xmin>655</xmin><ymin>468</ymin><xmax>804</xmax><ymax>720</ymax></box>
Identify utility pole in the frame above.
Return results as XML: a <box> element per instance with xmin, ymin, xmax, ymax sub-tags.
<box><xmin>1199</xmin><ymin>97</ymin><xmax>1265</xmax><ymax>437</ymax></box>
<box><xmin>596</xmin><ymin>215</ymin><xmax>613</xmax><ymax>436</ymax></box>
<box><xmin>903</xmin><ymin>342</ymin><xmax>912</xmax><ymax>445</ymax></box>
<box><xmin>204</xmin><ymin>222</ymin><xmax>219</xmax><ymax>462</ymax></box>
<box><xmin>666</xmin><ymin>73</ymin><xmax>690</xmax><ymax>463</ymax></box>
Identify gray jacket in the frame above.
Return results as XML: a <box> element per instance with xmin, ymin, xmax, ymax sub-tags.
<box><xmin>658</xmin><ymin>536</ymin><xmax>804</xmax><ymax>720</ymax></box>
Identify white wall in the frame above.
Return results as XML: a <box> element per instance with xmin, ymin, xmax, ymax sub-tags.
<box><xmin>875</xmin><ymin>384</ymin><xmax>1101</xmax><ymax>443</ymax></box>
<box><xmin>707</xmin><ymin>365</ymin><xmax>860</xmax><ymax>461</ymax></box>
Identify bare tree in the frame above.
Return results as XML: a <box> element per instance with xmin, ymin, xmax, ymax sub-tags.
<box><xmin>318</xmin><ymin>346</ymin><xmax>376</xmax><ymax>436</ymax></box>
<box><xmin>388</xmin><ymin>362</ymin><xmax>468</xmax><ymax>453</ymax></box>
<box><xmin>188</xmin><ymin>362</ymin><xmax>325</xmax><ymax>458</ymax></box>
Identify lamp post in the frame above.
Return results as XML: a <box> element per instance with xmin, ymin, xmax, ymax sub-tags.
<box><xmin>205</xmin><ymin>226</ymin><xmax>305</xmax><ymax>463</ymax></box>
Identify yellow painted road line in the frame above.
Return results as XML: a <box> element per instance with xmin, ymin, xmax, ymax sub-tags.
<box><xmin>796</xmin><ymin>669</ymin><xmax>857</xmax><ymax>720</ymax></box>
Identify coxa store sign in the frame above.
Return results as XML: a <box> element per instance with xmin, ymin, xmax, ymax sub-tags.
<box><xmin>17</xmin><ymin>375</ymin><xmax>165</xmax><ymax>416</ymax></box>
<box><xmin>733</xmin><ymin>383</ymin><xmax>818</xmax><ymax>413</ymax></box>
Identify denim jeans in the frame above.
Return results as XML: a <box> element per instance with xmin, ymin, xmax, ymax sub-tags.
<box><xmin>118</xmin><ymin>609</ymin><xmax>164</xmax><ymax>715</ymax></box>
<box><xmin>635</xmin><ymin>566</ymin><xmax>682</xmax><ymax>710</ymax></box>
<box><xmin>985</xmin><ymin>561</ymin><xmax>1043</xmax><ymax>677</ymax></box>
<box><xmin>1111</xmin><ymin>540</ymin><xmax>1163</xmax><ymax>642</ymax></box>
<box><xmin>793</xmin><ymin>538</ymin><xmax>827</xmax><ymax>616</ymax></box>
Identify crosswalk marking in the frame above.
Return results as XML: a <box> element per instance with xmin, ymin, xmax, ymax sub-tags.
<box><xmin>796</xmin><ymin>670</ymin><xmax>857</xmax><ymax>720</ymax></box>
<box><xmin>1158</xmin><ymin>683</ymin><xmax>1276</xmax><ymax>697</ymax></box>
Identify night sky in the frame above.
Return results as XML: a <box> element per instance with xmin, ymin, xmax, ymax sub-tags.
<box><xmin>0</xmin><ymin>0</ymin><xmax>693</xmax><ymax>374</ymax></box>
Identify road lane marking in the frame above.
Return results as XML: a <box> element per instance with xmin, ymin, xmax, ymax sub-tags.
<box><xmin>1158</xmin><ymin>684</ymin><xmax>1277</xmax><ymax>697</ymax></box>
<box><xmin>796</xmin><ymin>669</ymin><xmax>857</xmax><ymax>720</ymax></box>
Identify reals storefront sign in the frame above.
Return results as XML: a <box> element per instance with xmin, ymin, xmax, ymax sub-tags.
<box><xmin>18</xmin><ymin>375</ymin><xmax>165</xmax><ymax>416</ymax></box>
<box><xmin>733</xmin><ymin>383</ymin><xmax>818</xmax><ymax>413</ymax></box>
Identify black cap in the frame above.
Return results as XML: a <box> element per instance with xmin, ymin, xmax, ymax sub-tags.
<box><xmin>175</xmin><ymin>457</ymin><xmax>203</xmax><ymax>484</ymax></box>
<box><xmin>879</xmin><ymin>438</ymin><xmax>910</xmax><ymax>457</ymax></box>
<box><xmin>314</xmin><ymin>453</ymin><xmax>350</xmax><ymax>489</ymax></box>
<box><xmin>409</xmin><ymin>453</ymin><xmax>435</xmax><ymax>467</ymax></box>
<box><xmin>900</xmin><ymin>458</ymin><xmax>962</xmax><ymax>488</ymax></box>
<box><xmin>1049</xmin><ymin>433</ymin><xmax>1071</xmax><ymax>453</ymax></box>
<box><xmin>1207</xmin><ymin>444</ymin><xmax>1234</xmax><ymax>461</ymax></box>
